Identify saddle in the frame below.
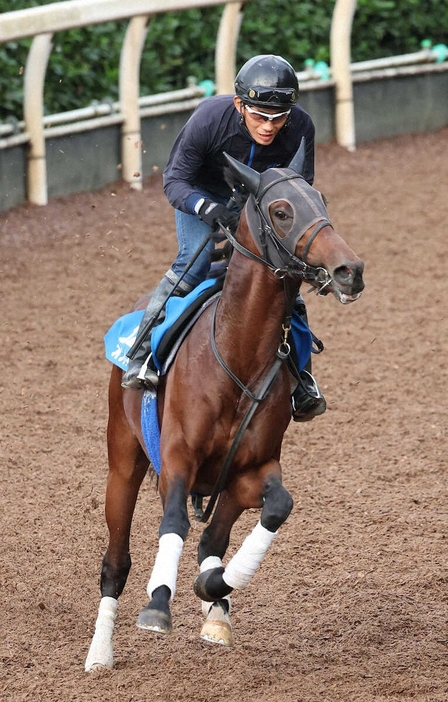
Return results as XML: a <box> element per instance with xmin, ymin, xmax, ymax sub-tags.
<box><xmin>151</xmin><ymin>276</ymin><xmax>225</xmax><ymax>375</ymax></box>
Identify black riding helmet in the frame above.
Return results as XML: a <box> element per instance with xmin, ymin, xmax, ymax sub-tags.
<box><xmin>234</xmin><ymin>54</ymin><xmax>299</xmax><ymax>110</ymax></box>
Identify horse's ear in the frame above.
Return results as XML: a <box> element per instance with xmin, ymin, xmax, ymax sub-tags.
<box><xmin>223</xmin><ymin>152</ymin><xmax>261</xmax><ymax>196</ymax></box>
<box><xmin>288</xmin><ymin>136</ymin><xmax>306</xmax><ymax>175</ymax></box>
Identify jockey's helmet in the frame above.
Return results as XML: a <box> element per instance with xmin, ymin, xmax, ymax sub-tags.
<box><xmin>234</xmin><ymin>55</ymin><xmax>299</xmax><ymax>110</ymax></box>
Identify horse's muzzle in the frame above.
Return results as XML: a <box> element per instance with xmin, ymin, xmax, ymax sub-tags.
<box><xmin>328</xmin><ymin>262</ymin><xmax>365</xmax><ymax>304</ymax></box>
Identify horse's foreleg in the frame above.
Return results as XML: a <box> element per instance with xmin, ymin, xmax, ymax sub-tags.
<box><xmin>193</xmin><ymin>492</ymin><xmax>243</xmax><ymax>646</ymax></box>
<box><xmin>223</xmin><ymin>474</ymin><xmax>293</xmax><ymax>589</ymax></box>
<box><xmin>136</xmin><ymin>478</ymin><xmax>190</xmax><ymax>633</ymax></box>
<box><xmin>195</xmin><ymin>474</ymin><xmax>293</xmax><ymax>599</ymax></box>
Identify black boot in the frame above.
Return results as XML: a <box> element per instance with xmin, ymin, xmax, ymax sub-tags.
<box><xmin>291</xmin><ymin>293</ymin><xmax>326</xmax><ymax>422</ymax></box>
<box><xmin>122</xmin><ymin>341</ymin><xmax>157</xmax><ymax>390</ymax></box>
<box><xmin>121</xmin><ymin>274</ymin><xmax>190</xmax><ymax>390</ymax></box>
<box><xmin>292</xmin><ymin>370</ymin><xmax>326</xmax><ymax>422</ymax></box>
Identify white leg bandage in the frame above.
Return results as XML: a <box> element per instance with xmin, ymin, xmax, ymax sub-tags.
<box><xmin>85</xmin><ymin>596</ymin><xmax>118</xmax><ymax>672</ymax></box>
<box><xmin>200</xmin><ymin>556</ymin><xmax>223</xmax><ymax>573</ymax></box>
<box><xmin>223</xmin><ymin>521</ymin><xmax>277</xmax><ymax>590</ymax></box>
<box><xmin>147</xmin><ymin>533</ymin><xmax>184</xmax><ymax>601</ymax></box>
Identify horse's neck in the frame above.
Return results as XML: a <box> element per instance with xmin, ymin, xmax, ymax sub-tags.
<box><xmin>216</xmin><ymin>250</ymin><xmax>289</xmax><ymax>373</ymax></box>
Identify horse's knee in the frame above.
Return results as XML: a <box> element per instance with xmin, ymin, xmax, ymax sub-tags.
<box><xmin>260</xmin><ymin>477</ymin><xmax>293</xmax><ymax>532</ymax></box>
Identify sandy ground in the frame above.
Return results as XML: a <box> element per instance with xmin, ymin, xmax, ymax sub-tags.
<box><xmin>1</xmin><ymin>127</ymin><xmax>447</xmax><ymax>701</ymax></box>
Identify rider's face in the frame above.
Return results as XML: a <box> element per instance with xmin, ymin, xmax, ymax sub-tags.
<box><xmin>233</xmin><ymin>97</ymin><xmax>289</xmax><ymax>146</ymax></box>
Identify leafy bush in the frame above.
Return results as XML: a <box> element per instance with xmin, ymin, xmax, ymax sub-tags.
<box><xmin>1</xmin><ymin>0</ymin><xmax>447</xmax><ymax>119</ymax></box>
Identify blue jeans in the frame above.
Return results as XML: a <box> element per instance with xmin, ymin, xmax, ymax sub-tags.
<box><xmin>170</xmin><ymin>189</ymin><xmax>228</xmax><ymax>289</ymax></box>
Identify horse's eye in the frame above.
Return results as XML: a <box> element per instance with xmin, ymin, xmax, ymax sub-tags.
<box><xmin>274</xmin><ymin>210</ymin><xmax>289</xmax><ymax>221</ymax></box>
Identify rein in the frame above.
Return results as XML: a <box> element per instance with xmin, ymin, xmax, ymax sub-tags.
<box><xmin>199</xmin><ymin>173</ymin><xmax>330</xmax><ymax>524</ymax></box>
<box><xmin>199</xmin><ymin>301</ymin><xmax>290</xmax><ymax>524</ymax></box>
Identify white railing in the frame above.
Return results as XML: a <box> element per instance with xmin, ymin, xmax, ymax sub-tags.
<box><xmin>0</xmin><ymin>0</ymin><xmax>246</xmax><ymax>205</ymax></box>
<box><xmin>1</xmin><ymin>0</ymin><xmax>446</xmax><ymax>207</ymax></box>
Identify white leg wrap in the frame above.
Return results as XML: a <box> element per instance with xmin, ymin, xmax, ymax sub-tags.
<box><xmin>200</xmin><ymin>555</ymin><xmax>223</xmax><ymax>573</ymax></box>
<box><xmin>222</xmin><ymin>521</ymin><xmax>277</xmax><ymax>590</ymax></box>
<box><xmin>85</xmin><ymin>596</ymin><xmax>118</xmax><ymax>672</ymax></box>
<box><xmin>147</xmin><ymin>533</ymin><xmax>184</xmax><ymax>601</ymax></box>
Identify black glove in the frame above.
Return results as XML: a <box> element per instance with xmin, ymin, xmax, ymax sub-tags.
<box><xmin>197</xmin><ymin>199</ymin><xmax>239</xmax><ymax>233</ymax></box>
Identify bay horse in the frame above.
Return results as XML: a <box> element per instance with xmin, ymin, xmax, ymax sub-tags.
<box><xmin>85</xmin><ymin>140</ymin><xmax>364</xmax><ymax>671</ymax></box>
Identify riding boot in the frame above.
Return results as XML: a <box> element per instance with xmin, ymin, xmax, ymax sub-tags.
<box><xmin>291</xmin><ymin>367</ymin><xmax>327</xmax><ymax>422</ymax></box>
<box><xmin>291</xmin><ymin>293</ymin><xmax>327</xmax><ymax>422</ymax></box>
<box><xmin>121</xmin><ymin>273</ymin><xmax>191</xmax><ymax>390</ymax></box>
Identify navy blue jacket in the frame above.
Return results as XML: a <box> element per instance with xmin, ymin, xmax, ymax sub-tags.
<box><xmin>163</xmin><ymin>94</ymin><xmax>315</xmax><ymax>214</ymax></box>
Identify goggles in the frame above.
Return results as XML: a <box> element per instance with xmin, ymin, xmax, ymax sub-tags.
<box><xmin>243</xmin><ymin>103</ymin><xmax>291</xmax><ymax>124</ymax></box>
<box><xmin>246</xmin><ymin>87</ymin><xmax>297</xmax><ymax>104</ymax></box>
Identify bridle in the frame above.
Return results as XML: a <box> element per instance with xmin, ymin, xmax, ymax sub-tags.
<box><xmin>221</xmin><ymin>172</ymin><xmax>335</xmax><ymax>293</ymax></box>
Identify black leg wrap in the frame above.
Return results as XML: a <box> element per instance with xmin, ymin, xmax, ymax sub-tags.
<box><xmin>194</xmin><ymin>567</ymin><xmax>233</xmax><ymax>603</ymax></box>
<box><xmin>261</xmin><ymin>477</ymin><xmax>293</xmax><ymax>533</ymax></box>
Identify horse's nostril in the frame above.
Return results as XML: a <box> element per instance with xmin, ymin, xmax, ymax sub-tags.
<box><xmin>334</xmin><ymin>265</ymin><xmax>353</xmax><ymax>283</ymax></box>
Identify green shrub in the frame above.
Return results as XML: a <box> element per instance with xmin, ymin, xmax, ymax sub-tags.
<box><xmin>0</xmin><ymin>0</ymin><xmax>447</xmax><ymax>119</ymax></box>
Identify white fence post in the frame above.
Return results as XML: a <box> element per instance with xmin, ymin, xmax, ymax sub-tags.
<box><xmin>330</xmin><ymin>0</ymin><xmax>357</xmax><ymax>151</ymax></box>
<box><xmin>120</xmin><ymin>15</ymin><xmax>150</xmax><ymax>191</ymax></box>
<box><xmin>215</xmin><ymin>2</ymin><xmax>245</xmax><ymax>94</ymax></box>
<box><xmin>1</xmin><ymin>0</ymin><xmax>247</xmax><ymax>206</ymax></box>
<box><xmin>23</xmin><ymin>33</ymin><xmax>53</xmax><ymax>206</ymax></box>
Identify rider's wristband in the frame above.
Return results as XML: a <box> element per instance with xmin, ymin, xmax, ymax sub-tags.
<box><xmin>193</xmin><ymin>197</ymin><xmax>205</xmax><ymax>215</ymax></box>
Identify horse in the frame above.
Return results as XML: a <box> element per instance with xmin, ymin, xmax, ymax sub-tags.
<box><xmin>85</xmin><ymin>140</ymin><xmax>365</xmax><ymax>671</ymax></box>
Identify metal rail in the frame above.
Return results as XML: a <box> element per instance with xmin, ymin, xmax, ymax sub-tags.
<box><xmin>0</xmin><ymin>0</ymin><xmax>246</xmax><ymax>205</ymax></box>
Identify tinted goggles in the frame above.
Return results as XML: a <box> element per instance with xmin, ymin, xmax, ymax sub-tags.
<box><xmin>246</xmin><ymin>87</ymin><xmax>297</xmax><ymax>104</ymax></box>
<box><xmin>243</xmin><ymin>103</ymin><xmax>291</xmax><ymax>124</ymax></box>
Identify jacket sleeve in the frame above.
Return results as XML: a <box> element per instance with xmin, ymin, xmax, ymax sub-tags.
<box><xmin>163</xmin><ymin>109</ymin><xmax>212</xmax><ymax>214</ymax></box>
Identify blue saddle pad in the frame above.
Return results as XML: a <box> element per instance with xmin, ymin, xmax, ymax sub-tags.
<box><xmin>291</xmin><ymin>312</ymin><xmax>313</xmax><ymax>371</ymax></box>
<box><xmin>140</xmin><ymin>390</ymin><xmax>161</xmax><ymax>474</ymax></box>
<box><xmin>104</xmin><ymin>278</ymin><xmax>218</xmax><ymax>372</ymax></box>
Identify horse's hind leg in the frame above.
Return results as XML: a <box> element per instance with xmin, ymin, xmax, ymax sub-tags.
<box><xmin>85</xmin><ymin>368</ymin><xmax>148</xmax><ymax>672</ymax></box>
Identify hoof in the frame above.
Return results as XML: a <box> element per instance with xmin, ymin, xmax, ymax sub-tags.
<box><xmin>200</xmin><ymin>619</ymin><xmax>233</xmax><ymax>647</ymax></box>
<box><xmin>136</xmin><ymin>604</ymin><xmax>172</xmax><ymax>634</ymax></box>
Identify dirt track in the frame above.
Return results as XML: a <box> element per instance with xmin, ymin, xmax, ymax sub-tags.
<box><xmin>1</xmin><ymin>127</ymin><xmax>447</xmax><ymax>701</ymax></box>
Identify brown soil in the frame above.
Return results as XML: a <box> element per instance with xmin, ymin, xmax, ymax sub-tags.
<box><xmin>1</xmin><ymin>128</ymin><xmax>447</xmax><ymax>702</ymax></box>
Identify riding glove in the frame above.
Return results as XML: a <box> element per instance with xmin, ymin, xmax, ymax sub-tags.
<box><xmin>196</xmin><ymin>198</ymin><xmax>239</xmax><ymax>233</ymax></box>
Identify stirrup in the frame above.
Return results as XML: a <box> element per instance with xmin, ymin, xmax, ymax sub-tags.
<box><xmin>139</xmin><ymin>355</ymin><xmax>159</xmax><ymax>388</ymax></box>
<box><xmin>121</xmin><ymin>360</ymin><xmax>145</xmax><ymax>389</ymax></box>
<box><xmin>291</xmin><ymin>371</ymin><xmax>326</xmax><ymax>422</ymax></box>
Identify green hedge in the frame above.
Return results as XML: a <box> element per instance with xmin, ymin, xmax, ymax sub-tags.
<box><xmin>1</xmin><ymin>0</ymin><xmax>447</xmax><ymax>119</ymax></box>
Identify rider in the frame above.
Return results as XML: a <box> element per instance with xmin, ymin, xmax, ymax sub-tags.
<box><xmin>122</xmin><ymin>54</ymin><xmax>326</xmax><ymax>422</ymax></box>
